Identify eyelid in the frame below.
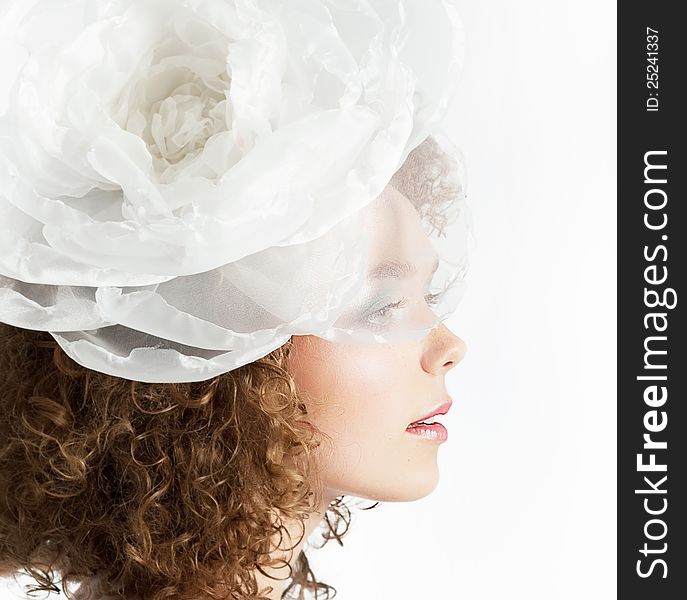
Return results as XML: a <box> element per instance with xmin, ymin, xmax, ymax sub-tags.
<box><xmin>369</xmin><ymin>297</ymin><xmax>407</xmax><ymax>317</ymax></box>
<box><xmin>364</xmin><ymin>289</ymin><xmax>445</xmax><ymax>330</ymax></box>
<box><xmin>363</xmin><ymin>298</ymin><xmax>407</xmax><ymax>331</ymax></box>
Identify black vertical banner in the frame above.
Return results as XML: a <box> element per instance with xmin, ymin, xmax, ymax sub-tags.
<box><xmin>618</xmin><ymin>2</ymin><xmax>686</xmax><ymax>599</ymax></box>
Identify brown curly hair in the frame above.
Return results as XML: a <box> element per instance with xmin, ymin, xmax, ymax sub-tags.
<box><xmin>0</xmin><ymin>324</ymin><xmax>361</xmax><ymax>600</ymax></box>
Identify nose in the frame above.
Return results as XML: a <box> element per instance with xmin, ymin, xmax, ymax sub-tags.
<box><xmin>421</xmin><ymin>322</ymin><xmax>467</xmax><ymax>375</ymax></box>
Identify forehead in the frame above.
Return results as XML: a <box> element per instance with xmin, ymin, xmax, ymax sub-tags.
<box><xmin>362</xmin><ymin>185</ymin><xmax>436</xmax><ymax>269</ymax></box>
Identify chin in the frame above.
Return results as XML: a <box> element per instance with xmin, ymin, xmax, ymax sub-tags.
<box><xmin>365</xmin><ymin>463</ymin><xmax>441</xmax><ymax>503</ymax></box>
<box><xmin>401</xmin><ymin>471</ymin><xmax>440</xmax><ymax>501</ymax></box>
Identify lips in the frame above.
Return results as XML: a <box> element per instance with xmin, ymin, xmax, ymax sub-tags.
<box><xmin>407</xmin><ymin>399</ymin><xmax>453</xmax><ymax>427</ymax></box>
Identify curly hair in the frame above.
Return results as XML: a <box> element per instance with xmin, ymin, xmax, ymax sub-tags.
<box><xmin>390</xmin><ymin>135</ymin><xmax>465</xmax><ymax>238</ymax></box>
<box><xmin>0</xmin><ymin>323</ymin><xmax>360</xmax><ymax>600</ymax></box>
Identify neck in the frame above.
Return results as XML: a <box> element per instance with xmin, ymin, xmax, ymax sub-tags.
<box><xmin>253</xmin><ymin>491</ymin><xmax>338</xmax><ymax>600</ymax></box>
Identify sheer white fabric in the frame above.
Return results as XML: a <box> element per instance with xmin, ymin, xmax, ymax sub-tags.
<box><xmin>0</xmin><ymin>0</ymin><xmax>471</xmax><ymax>382</ymax></box>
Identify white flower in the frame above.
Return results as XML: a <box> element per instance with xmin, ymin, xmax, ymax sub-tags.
<box><xmin>0</xmin><ymin>0</ymin><xmax>465</xmax><ymax>382</ymax></box>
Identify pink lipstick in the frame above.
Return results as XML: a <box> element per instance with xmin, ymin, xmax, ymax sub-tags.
<box><xmin>405</xmin><ymin>399</ymin><xmax>452</xmax><ymax>442</ymax></box>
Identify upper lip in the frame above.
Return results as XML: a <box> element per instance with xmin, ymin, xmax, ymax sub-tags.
<box><xmin>408</xmin><ymin>399</ymin><xmax>453</xmax><ymax>425</ymax></box>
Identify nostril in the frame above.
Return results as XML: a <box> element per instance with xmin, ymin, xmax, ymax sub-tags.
<box><xmin>444</xmin><ymin>334</ymin><xmax>467</xmax><ymax>368</ymax></box>
<box><xmin>421</xmin><ymin>325</ymin><xmax>467</xmax><ymax>374</ymax></box>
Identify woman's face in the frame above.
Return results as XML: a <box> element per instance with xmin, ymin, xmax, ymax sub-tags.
<box><xmin>287</xmin><ymin>186</ymin><xmax>467</xmax><ymax>503</ymax></box>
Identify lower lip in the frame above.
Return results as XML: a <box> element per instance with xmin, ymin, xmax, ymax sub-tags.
<box><xmin>405</xmin><ymin>422</ymin><xmax>448</xmax><ymax>442</ymax></box>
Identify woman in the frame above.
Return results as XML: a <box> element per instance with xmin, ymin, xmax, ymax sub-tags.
<box><xmin>0</xmin><ymin>1</ymin><xmax>469</xmax><ymax>598</ymax></box>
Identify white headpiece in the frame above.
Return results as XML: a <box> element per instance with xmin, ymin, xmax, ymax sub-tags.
<box><xmin>0</xmin><ymin>0</ymin><xmax>472</xmax><ymax>383</ymax></box>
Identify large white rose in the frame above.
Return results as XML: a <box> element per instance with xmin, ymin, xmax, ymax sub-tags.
<box><xmin>0</xmin><ymin>0</ymin><xmax>465</xmax><ymax>382</ymax></box>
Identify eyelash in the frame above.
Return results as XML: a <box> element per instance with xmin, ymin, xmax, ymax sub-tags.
<box><xmin>366</xmin><ymin>292</ymin><xmax>443</xmax><ymax>330</ymax></box>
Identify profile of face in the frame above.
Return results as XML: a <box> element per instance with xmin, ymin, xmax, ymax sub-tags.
<box><xmin>287</xmin><ymin>185</ymin><xmax>467</xmax><ymax>504</ymax></box>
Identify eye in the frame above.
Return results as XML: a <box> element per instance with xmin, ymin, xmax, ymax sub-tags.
<box><xmin>425</xmin><ymin>292</ymin><xmax>443</xmax><ymax>306</ymax></box>
<box><xmin>364</xmin><ymin>291</ymin><xmax>445</xmax><ymax>331</ymax></box>
<box><xmin>365</xmin><ymin>298</ymin><xmax>407</xmax><ymax>330</ymax></box>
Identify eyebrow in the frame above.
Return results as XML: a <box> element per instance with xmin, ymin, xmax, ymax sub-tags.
<box><xmin>368</xmin><ymin>258</ymin><xmax>440</xmax><ymax>280</ymax></box>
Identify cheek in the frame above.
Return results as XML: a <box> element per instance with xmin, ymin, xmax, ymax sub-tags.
<box><xmin>288</xmin><ymin>338</ymin><xmax>417</xmax><ymax>442</ymax></box>
<box><xmin>288</xmin><ymin>337</ymin><xmax>441</xmax><ymax>501</ymax></box>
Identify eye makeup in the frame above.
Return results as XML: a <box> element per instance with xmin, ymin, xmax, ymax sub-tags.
<box><xmin>364</xmin><ymin>297</ymin><xmax>409</xmax><ymax>331</ymax></box>
<box><xmin>338</xmin><ymin>257</ymin><xmax>445</xmax><ymax>332</ymax></box>
<box><xmin>360</xmin><ymin>290</ymin><xmax>446</xmax><ymax>332</ymax></box>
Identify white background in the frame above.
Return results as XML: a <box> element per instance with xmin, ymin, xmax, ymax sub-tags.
<box><xmin>308</xmin><ymin>1</ymin><xmax>617</xmax><ymax>599</ymax></box>
<box><xmin>1</xmin><ymin>1</ymin><xmax>616</xmax><ymax>599</ymax></box>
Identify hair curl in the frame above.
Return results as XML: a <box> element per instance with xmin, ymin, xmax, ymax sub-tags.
<box><xmin>390</xmin><ymin>135</ymin><xmax>464</xmax><ymax>237</ymax></box>
<box><xmin>0</xmin><ymin>324</ymin><xmax>360</xmax><ymax>600</ymax></box>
